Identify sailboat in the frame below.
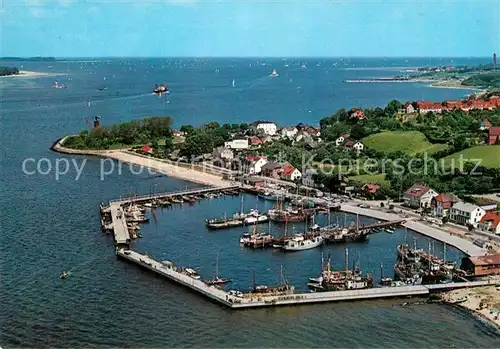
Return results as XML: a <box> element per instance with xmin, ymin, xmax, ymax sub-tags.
<box><xmin>204</xmin><ymin>252</ymin><xmax>232</xmax><ymax>286</ymax></box>
<box><xmin>269</xmin><ymin>69</ymin><xmax>279</xmax><ymax>77</ymax></box>
<box><xmin>232</xmin><ymin>78</ymin><xmax>235</xmax><ymax>87</ymax></box>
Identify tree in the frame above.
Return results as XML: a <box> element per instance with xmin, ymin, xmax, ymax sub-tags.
<box><xmin>385</xmin><ymin>100</ymin><xmax>403</xmax><ymax>115</ymax></box>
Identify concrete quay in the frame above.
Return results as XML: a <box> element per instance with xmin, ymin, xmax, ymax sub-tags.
<box><xmin>116</xmin><ymin>248</ymin><xmax>491</xmax><ymax>310</ymax></box>
<box><xmin>109</xmin><ymin>204</ymin><xmax>131</xmax><ymax>245</ymax></box>
<box><xmin>341</xmin><ymin>204</ymin><xmax>486</xmax><ymax>257</ymax></box>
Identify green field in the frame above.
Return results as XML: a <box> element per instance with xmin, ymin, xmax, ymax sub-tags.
<box><xmin>441</xmin><ymin>145</ymin><xmax>500</xmax><ymax>168</ymax></box>
<box><xmin>363</xmin><ymin>131</ymin><xmax>447</xmax><ymax>155</ymax></box>
<box><xmin>349</xmin><ymin>173</ymin><xmax>389</xmax><ymax>186</ymax></box>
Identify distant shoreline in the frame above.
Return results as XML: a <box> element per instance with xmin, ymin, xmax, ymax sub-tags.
<box><xmin>0</xmin><ymin>70</ymin><xmax>64</xmax><ymax>78</ymax></box>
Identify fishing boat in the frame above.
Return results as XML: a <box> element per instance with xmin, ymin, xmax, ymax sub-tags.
<box><xmin>258</xmin><ymin>192</ymin><xmax>280</xmax><ymax>201</ymax></box>
<box><xmin>170</xmin><ymin>196</ymin><xmax>183</xmax><ymax>204</ymax></box>
<box><xmin>243</xmin><ymin>209</ymin><xmax>269</xmax><ymax>225</ymax></box>
<box><xmin>182</xmin><ymin>196</ymin><xmax>196</xmax><ymax>204</ymax></box>
<box><xmin>385</xmin><ymin>227</ymin><xmax>395</xmax><ymax>234</ymax></box>
<box><xmin>250</xmin><ymin>267</ymin><xmax>294</xmax><ymax>295</ymax></box>
<box><xmin>269</xmin><ymin>69</ymin><xmax>279</xmax><ymax>77</ymax></box>
<box><xmin>282</xmin><ymin>234</ymin><xmax>325</xmax><ymax>252</ymax></box>
<box><xmin>268</xmin><ymin>208</ymin><xmax>314</xmax><ymax>223</ymax></box>
<box><xmin>204</xmin><ymin>252</ymin><xmax>232</xmax><ymax>286</ymax></box>
<box><xmin>53</xmin><ymin>81</ymin><xmax>66</xmax><ymax>89</ymax></box>
<box><xmin>183</xmin><ymin>268</ymin><xmax>201</xmax><ymax>280</ymax></box>
<box><xmin>153</xmin><ymin>84</ymin><xmax>169</xmax><ymax>94</ymax></box>
<box><xmin>60</xmin><ymin>271</ymin><xmax>68</xmax><ymax>280</ymax></box>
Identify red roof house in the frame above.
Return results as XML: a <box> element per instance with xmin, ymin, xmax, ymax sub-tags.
<box><xmin>403</xmin><ymin>184</ymin><xmax>438</xmax><ymax>208</ymax></box>
<box><xmin>488</xmin><ymin>127</ymin><xmax>500</xmax><ymax>145</ymax></box>
<box><xmin>430</xmin><ymin>193</ymin><xmax>460</xmax><ymax>217</ymax></box>
<box><xmin>479</xmin><ymin>212</ymin><xmax>500</xmax><ymax>234</ymax></box>
<box><xmin>280</xmin><ymin>165</ymin><xmax>302</xmax><ymax>181</ymax></box>
<box><xmin>349</xmin><ymin>109</ymin><xmax>367</xmax><ymax>120</ymax></box>
<box><xmin>362</xmin><ymin>184</ymin><xmax>380</xmax><ymax>194</ymax></box>
<box><xmin>416</xmin><ymin>101</ymin><xmax>445</xmax><ymax>113</ymax></box>
<box><xmin>249</xmin><ymin>136</ymin><xmax>263</xmax><ymax>146</ymax></box>
<box><xmin>141</xmin><ymin>145</ymin><xmax>153</xmax><ymax>153</ymax></box>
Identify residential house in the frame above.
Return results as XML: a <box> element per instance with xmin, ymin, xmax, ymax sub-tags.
<box><xmin>224</xmin><ymin>139</ymin><xmax>249</xmax><ymax>150</ymax></box>
<box><xmin>362</xmin><ymin>184</ymin><xmax>380</xmax><ymax>195</ymax></box>
<box><xmin>251</xmin><ymin>121</ymin><xmax>277</xmax><ymax>136</ymax></box>
<box><xmin>479</xmin><ymin>202</ymin><xmax>499</xmax><ymax>212</ymax></box>
<box><xmin>404</xmin><ymin>102</ymin><xmax>416</xmax><ymax>114</ymax></box>
<box><xmin>335</xmin><ymin>136</ymin><xmax>345</xmax><ymax>147</ymax></box>
<box><xmin>480</xmin><ymin>120</ymin><xmax>492</xmax><ymax>130</ymax></box>
<box><xmin>249</xmin><ymin>136</ymin><xmax>264</xmax><ymax>147</ymax></box>
<box><xmin>280</xmin><ymin>165</ymin><xmax>302</xmax><ymax>182</ymax></box>
<box><xmin>478</xmin><ymin>212</ymin><xmax>500</xmax><ymax>235</ymax></box>
<box><xmin>430</xmin><ymin>193</ymin><xmax>460</xmax><ymax>217</ymax></box>
<box><xmin>261</xmin><ymin>135</ymin><xmax>273</xmax><ymax>144</ymax></box>
<box><xmin>213</xmin><ymin>146</ymin><xmax>234</xmax><ymax>160</ymax></box>
<box><xmin>349</xmin><ymin>108</ymin><xmax>367</xmax><ymax>121</ymax></box>
<box><xmin>296</xmin><ymin>123</ymin><xmax>321</xmax><ymax>137</ymax></box>
<box><xmin>141</xmin><ymin>145</ymin><xmax>153</xmax><ymax>154</ymax></box>
<box><xmin>172</xmin><ymin>130</ymin><xmax>184</xmax><ymax>137</ymax></box>
<box><xmin>260</xmin><ymin>162</ymin><xmax>283</xmax><ymax>178</ymax></box>
<box><xmin>488</xmin><ymin>127</ymin><xmax>500</xmax><ymax>145</ymax></box>
<box><xmin>245</xmin><ymin>156</ymin><xmax>268</xmax><ymax>174</ymax></box>
<box><xmin>279</xmin><ymin>126</ymin><xmax>298</xmax><ymax>139</ymax></box>
<box><xmin>416</xmin><ymin>101</ymin><xmax>444</xmax><ymax>114</ymax></box>
<box><xmin>450</xmin><ymin>202</ymin><xmax>486</xmax><ymax>227</ymax></box>
<box><xmin>353</xmin><ymin>142</ymin><xmax>364</xmax><ymax>152</ymax></box>
<box><xmin>403</xmin><ymin>184</ymin><xmax>438</xmax><ymax>208</ymax></box>
<box><xmin>302</xmin><ymin>168</ymin><xmax>318</xmax><ymax>188</ymax></box>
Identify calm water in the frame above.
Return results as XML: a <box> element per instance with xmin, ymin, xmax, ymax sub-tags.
<box><xmin>1</xmin><ymin>57</ymin><xmax>499</xmax><ymax>348</ymax></box>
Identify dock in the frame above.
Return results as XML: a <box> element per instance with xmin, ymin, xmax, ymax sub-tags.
<box><xmin>109</xmin><ymin>204</ymin><xmax>130</xmax><ymax>245</ymax></box>
<box><xmin>341</xmin><ymin>204</ymin><xmax>486</xmax><ymax>257</ymax></box>
<box><xmin>116</xmin><ymin>248</ymin><xmax>492</xmax><ymax>309</ymax></box>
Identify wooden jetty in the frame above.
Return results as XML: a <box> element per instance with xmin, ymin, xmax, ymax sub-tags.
<box><xmin>116</xmin><ymin>248</ymin><xmax>493</xmax><ymax>309</ymax></box>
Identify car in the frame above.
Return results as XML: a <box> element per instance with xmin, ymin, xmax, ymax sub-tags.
<box><xmin>358</xmin><ymin>204</ymin><xmax>370</xmax><ymax>208</ymax></box>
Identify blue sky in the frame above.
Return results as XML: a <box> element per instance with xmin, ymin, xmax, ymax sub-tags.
<box><xmin>1</xmin><ymin>0</ymin><xmax>498</xmax><ymax>57</ymax></box>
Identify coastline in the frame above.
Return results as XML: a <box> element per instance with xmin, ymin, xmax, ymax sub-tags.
<box><xmin>52</xmin><ymin>136</ymin><xmax>231</xmax><ymax>187</ymax></box>
<box><xmin>0</xmin><ymin>70</ymin><xmax>64</xmax><ymax>78</ymax></box>
<box><xmin>441</xmin><ymin>286</ymin><xmax>500</xmax><ymax>330</ymax></box>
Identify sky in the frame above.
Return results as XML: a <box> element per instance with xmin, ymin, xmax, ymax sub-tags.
<box><xmin>1</xmin><ymin>0</ymin><xmax>498</xmax><ymax>57</ymax></box>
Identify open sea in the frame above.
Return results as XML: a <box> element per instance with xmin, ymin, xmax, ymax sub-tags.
<box><xmin>1</xmin><ymin>57</ymin><xmax>499</xmax><ymax>348</ymax></box>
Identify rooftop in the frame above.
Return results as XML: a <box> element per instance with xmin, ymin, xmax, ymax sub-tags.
<box><xmin>469</xmin><ymin>253</ymin><xmax>500</xmax><ymax>266</ymax></box>
<box><xmin>404</xmin><ymin>184</ymin><xmax>432</xmax><ymax>198</ymax></box>
<box><xmin>452</xmin><ymin>201</ymin><xmax>481</xmax><ymax>213</ymax></box>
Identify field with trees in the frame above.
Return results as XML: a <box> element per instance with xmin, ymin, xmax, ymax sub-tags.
<box><xmin>441</xmin><ymin>145</ymin><xmax>500</xmax><ymax>169</ymax></box>
<box><xmin>363</xmin><ymin>131</ymin><xmax>447</xmax><ymax>155</ymax></box>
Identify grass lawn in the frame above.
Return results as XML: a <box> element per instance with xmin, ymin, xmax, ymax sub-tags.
<box><xmin>363</xmin><ymin>131</ymin><xmax>447</xmax><ymax>155</ymax></box>
<box><xmin>349</xmin><ymin>173</ymin><xmax>389</xmax><ymax>186</ymax></box>
<box><xmin>441</xmin><ymin>145</ymin><xmax>500</xmax><ymax>169</ymax></box>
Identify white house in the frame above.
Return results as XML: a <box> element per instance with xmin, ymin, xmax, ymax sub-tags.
<box><xmin>213</xmin><ymin>147</ymin><xmax>234</xmax><ymax>161</ymax></box>
<box><xmin>280</xmin><ymin>126</ymin><xmax>298</xmax><ymax>139</ymax></box>
<box><xmin>281</xmin><ymin>165</ymin><xmax>302</xmax><ymax>181</ymax></box>
<box><xmin>335</xmin><ymin>136</ymin><xmax>345</xmax><ymax>147</ymax></box>
<box><xmin>450</xmin><ymin>202</ymin><xmax>486</xmax><ymax>228</ymax></box>
<box><xmin>302</xmin><ymin>168</ymin><xmax>318</xmax><ymax>188</ymax></box>
<box><xmin>254</xmin><ymin>122</ymin><xmax>277</xmax><ymax>136</ymax></box>
<box><xmin>403</xmin><ymin>184</ymin><xmax>438</xmax><ymax>208</ymax></box>
<box><xmin>353</xmin><ymin>142</ymin><xmax>364</xmax><ymax>152</ymax></box>
<box><xmin>224</xmin><ymin>139</ymin><xmax>249</xmax><ymax>150</ymax></box>
<box><xmin>245</xmin><ymin>156</ymin><xmax>268</xmax><ymax>174</ymax></box>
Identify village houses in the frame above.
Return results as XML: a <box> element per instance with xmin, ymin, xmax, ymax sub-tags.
<box><xmin>244</xmin><ymin>156</ymin><xmax>268</xmax><ymax>175</ymax></box>
<box><xmin>279</xmin><ymin>126</ymin><xmax>298</xmax><ymax>139</ymax></box>
<box><xmin>251</xmin><ymin>121</ymin><xmax>277</xmax><ymax>136</ymax></box>
<box><xmin>403</xmin><ymin>184</ymin><xmax>438</xmax><ymax>208</ymax></box>
<box><xmin>224</xmin><ymin>139</ymin><xmax>249</xmax><ymax>150</ymax></box>
<box><xmin>280</xmin><ymin>164</ymin><xmax>302</xmax><ymax>182</ymax></box>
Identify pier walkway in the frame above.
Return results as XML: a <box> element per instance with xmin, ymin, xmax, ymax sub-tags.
<box><xmin>110</xmin><ymin>204</ymin><xmax>130</xmax><ymax>245</ymax></box>
<box><xmin>116</xmin><ymin>248</ymin><xmax>491</xmax><ymax>310</ymax></box>
<box><xmin>109</xmin><ymin>185</ymin><xmax>240</xmax><ymax>206</ymax></box>
<box><xmin>341</xmin><ymin>205</ymin><xmax>486</xmax><ymax>257</ymax></box>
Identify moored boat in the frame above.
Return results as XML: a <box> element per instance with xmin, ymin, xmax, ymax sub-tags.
<box><xmin>282</xmin><ymin>234</ymin><xmax>324</xmax><ymax>252</ymax></box>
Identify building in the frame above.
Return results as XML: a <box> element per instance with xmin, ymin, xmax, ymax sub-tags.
<box><xmin>296</xmin><ymin>123</ymin><xmax>321</xmax><ymax>137</ymax></box>
<box><xmin>213</xmin><ymin>146</ymin><xmax>234</xmax><ymax>160</ymax></box>
<box><xmin>353</xmin><ymin>142</ymin><xmax>364</xmax><ymax>152</ymax></box>
<box><xmin>224</xmin><ymin>139</ymin><xmax>249</xmax><ymax>150</ymax></box>
<box><xmin>261</xmin><ymin>135</ymin><xmax>273</xmax><ymax>144</ymax></box>
<box><xmin>245</xmin><ymin>156</ymin><xmax>268</xmax><ymax>174</ymax></box>
<box><xmin>141</xmin><ymin>145</ymin><xmax>153</xmax><ymax>154</ymax></box>
<box><xmin>449</xmin><ymin>202</ymin><xmax>486</xmax><ymax>227</ymax></box>
<box><xmin>460</xmin><ymin>253</ymin><xmax>500</xmax><ymax>277</ymax></box>
<box><xmin>172</xmin><ymin>130</ymin><xmax>184</xmax><ymax>137</ymax></box>
<box><xmin>361</xmin><ymin>184</ymin><xmax>380</xmax><ymax>195</ymax></box>
<box><xmin>478</xmin><ymin>212</ymin><xmax>500</xmax><ymax>235</ymax></box>
<box><xmin>260</xmin><ymin>162</ymin><xmax>283</xmax><ymax>178</ymax></box>
<box><xmin>244</xmin><ymin>177</ymin><xmax>266</xmax><ymax>187</ymax></box>
<box><xmin>416</xmin><ymin>101</ymin><xmax>444</xmax><ymax>114</ymax></box>
<box><xmin>430</xmin><ymin>193</ymin><xmax>460</xmax><ymax>217</ymax></box>
<box><xmin>488</xmin><ymin>127</ymin><xmax>500</xmax><ymax>145</ymax></box>
<box><xmin>252</xmin><ymin>121</ymin><xmax>277</xmax><ymax>136</ymax></box>
<box><xmin>479</xmin><ymin>202</ymin><xmax>499</xmax><ymax>212</ymax></box>
<box><xmin>280</xmin><ymin>165</ymin><xmax>302</xmax><ymax>181</ymax></box>
<box><xmin>404</xmin><ymin>103</ymin><xmax>416</xmax><ymax>114</ymax></box>
<box><xmin>279</xmin><ymin>126</ymin><xmax>298</xmax><ymax>139</ymax></box>
<box><xmin>302</xmin><ymin>168</ymin><xmax>318</xmax><ymax>188</ymax></box>
<box><xmin>349</xmin><ymin>109</ymin><xmax>367</xmax><ymax>121</ymax></box>
<box><xmin>479</xmin><ymin>120</ymin><xmax>492</xmax><ymax>130</ymax></box>
<box><xmin>335</xmin><ymin>136</ymin><xmax>345</xmax><ymax>147</ymax></box>
<box><xmin>248</xmin><ymin>136</ymin><xmax>263</xmax><ymax>147</ymax></box>
<box><xmin>403</xmin><ymin>184</ymin><xmax>438</xmax><ymax>208</ymax></box>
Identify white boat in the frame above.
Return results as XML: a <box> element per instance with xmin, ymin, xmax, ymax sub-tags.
<box><xmin>232</xmin><ymin>78</ymin><xmax>235</xmax><ymax>87</ymax></box>
<box><xmin>282</xmin><ymin>235</ymin><xmax>324</xmax><ymax>251</ymax></box>
<box><xmin>269</xmin><ymin>69</ymin><xmax>279</xmax><ymax>77</ymax></box>
<box><xmin>385</xmin><ymin>228</ymin><xmax>395</xmax><ymax>234</ymax></box>
<box><xmin>184</xmin><ymin>268</ymin><xmax>201</xmax><ymax>279</ymax></box>
<box><xmin>243</xmin><ymin>210</ymin><xmax>268</xmax><ymax>225</ymax></box>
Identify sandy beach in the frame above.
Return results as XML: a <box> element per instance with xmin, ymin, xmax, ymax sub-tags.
<box><xmin>442</xmin><ymin>284</ymin><xmax>500</xmax><ymax>329</ymax></box>
<box><xmin>0</xmin><ymin>70</ymin><xmax>63</xmax><ymax>78</ymax></box>
<box><xmin>52</xmin><ymin>137</ymin><xmax>231</xmax><ymax>187</ymax></box>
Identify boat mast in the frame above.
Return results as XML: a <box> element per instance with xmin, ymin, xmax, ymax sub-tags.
<box><xmin>343</xmin><ymin>213</ymin><xmax>347</xmax><ymax>228</ymax></box>
<box><xmin>443</xmin><ymin>242</ymin><xmax>447</xmax><ymax>261</ymax></box>
<box><xmin>240</xmin><ymin>195</ymin><xmax>244</xmax><ymax>215</ymax></box>
<box><xmin>428</xmin><ymin>241</ymin><xmax>432</xmax><ymax>270</ymax></box>
<box><xmin>356</xmin><ymin>214</ymin><xmax>359</xmax><ymax>234</ymax></box>
<box><xmin>404</xmin><ymin>226</ymin><xmax>408</xmax><ymax>244</ymax></box>
<box><xmin>345</xmin><ymin>248</ymin><xmax>349</xmax><ymax>274</ymax></box>
<box><xmin>215</xmin><ymin>251</ymin><xmax>219</xmax><ymax>279</ymax></box>
<box><xmin>328</xmin><ymin>209</ymin><xmax>331</xmax><ymax>226</ymax></box>
<box><xmin>380</xmin><ymin>262</ymin><xmax>384</xmax><ymax>279</ymax></box>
